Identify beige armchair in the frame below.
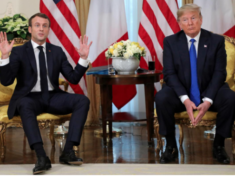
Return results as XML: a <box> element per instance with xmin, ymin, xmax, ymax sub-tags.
<box><xmin>154</xmin><ymin>35</ymin><xmax>235</xmax><ymax>156</ymax></box>
<box><xmin>0</xmin><ymin>78</ymin><xmax>71</xmax><ymax>159</ymax></box>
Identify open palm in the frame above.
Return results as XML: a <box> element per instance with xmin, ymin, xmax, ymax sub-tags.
<box><xmin>0</xmin><ymin>32</ymin><xmax>14</xmax><ymax>58</ymax></box>
<box><xmin>75</xmin><ymin>35</ymin><xmax>92</xmax><ymax>59</ymax></box>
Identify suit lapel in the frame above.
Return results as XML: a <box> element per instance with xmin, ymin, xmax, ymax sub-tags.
<box><xmin>178</xmin><ymin>32</ymin><xmax>191</xmax><ymax>89</ymax></box>
<box><xmin>197</xmin><ymin>29</ymin><xmax>209</xmax><ymax>89</ymax></box>
<box><xmin>26</xmin><ymin>41</ymin><xmax>37</xmax><ymax>74</ymax></box>
<box><xmin>46</xmin><ymin>43</ymin><xmax>53</xmax><ymax>79</ymax></box>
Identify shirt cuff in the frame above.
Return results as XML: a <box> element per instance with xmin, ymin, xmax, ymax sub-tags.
<box><xmin>202</xmin><ymin>97</ymin><xmax>213</xmax><ymax>105</ymax></box>
<box><xmin>78</xmin><ymin>58</ymin><xmax>90</xmax><ymax>67</ymax></box>
<box><xmin>0</xmin><ymin>57</ymin><xmax>10</xmax><ymax>66</ymax></box>
<box><xmin>179</xmin><ymin>95</ymin><xmax>189</xmax><ymax>104</ymax></box>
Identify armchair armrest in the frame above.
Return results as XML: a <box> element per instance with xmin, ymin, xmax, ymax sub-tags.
<box><xmin>59</xmin><ymin>78</ymin><xmax>69</xmax><ymax>92</ymax></box>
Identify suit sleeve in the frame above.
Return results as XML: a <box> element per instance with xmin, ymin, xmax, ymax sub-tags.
<box><xmin>60</xmin><ymin>48</ymin><xmax>88</xmax><ymax>84</ymax></box>
<box><xmin>0</xmin><ymin>48</ymin><xmax>20</xmax><ymax>86</ymax></box>
<box><xmin>163</xmin><ymin>38</ymin><xmax>188</xmax><ymax>96</ymax></box>
<box><xmin>201</xmin><ymin>37</ymin><xmax>227</xmax><ymax>100</ymax></box>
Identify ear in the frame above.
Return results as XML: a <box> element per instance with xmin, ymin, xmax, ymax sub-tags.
<box><xmin>28</xmin><ymin>26</ymin><xmax>32</xmax><ymax>34</ymax></box>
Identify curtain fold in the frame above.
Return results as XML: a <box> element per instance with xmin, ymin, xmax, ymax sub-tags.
<box><xmin>75</xmin><ymin>0</ymin><xmax>90</xmax><ymax>36</ymax></box>
<box><xmin>75</xmin><ymin>0</ymin><xmax>100</xmax><ymax>126</ymax></box>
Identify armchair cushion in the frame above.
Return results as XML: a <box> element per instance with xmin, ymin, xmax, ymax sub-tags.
<box><xmin>0</xmin><ymin>105</ymin><xmax>71</xmax><ymax>124</ymax></box>
<box><xmin>0</xmin><ymin>80</ymin><xmax>17</xmax><ymax>105</ymax></box>
<box><xmin>225</xmin><ymin>39</ymin><xmax>235</xmax><ymax>91</ymax></box>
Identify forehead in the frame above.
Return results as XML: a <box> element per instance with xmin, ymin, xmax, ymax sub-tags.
<box><xmin>31</xmin><ymin>16</ymin><xmax>49</xmax><ymax>24</ymax></box>
<box><xmin>180</xmin><ymin>10</ymin><xmax>200</xmax><ymax>18</ymax></box>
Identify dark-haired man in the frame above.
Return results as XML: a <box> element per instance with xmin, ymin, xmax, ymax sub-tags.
<box><xmin>0</xmin><ymin>13</ymin><xmax>92</xmax><ymax>174</ymax></box>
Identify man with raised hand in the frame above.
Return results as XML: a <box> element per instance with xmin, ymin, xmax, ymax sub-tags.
<box><xmin>0</xmin><ymin>13</ymin><xmax>92</xmax><ymax>174</ymax></box>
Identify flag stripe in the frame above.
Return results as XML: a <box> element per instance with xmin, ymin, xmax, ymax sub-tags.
<box><xmin>147</xmin><ymin>0</ymin><xmax>174</xmax><ymax>38</ymax></box>
<box><xmin>138</xmin><ymin>24</ymin><xmax>163</xmax><ymax>70</ymax></box>
<box><xmin>47</xmin><ymin>30</ymin><xmax>87</xmax><ymax>95</ymax></box>
<box><xmin>55</xmin><ymin>0</ymin><xmax>81</xmax><ymax>38</ymax></box>
<box><xmin>138</xmin><ymin>0</ymin><xmax>180</xmax><ymax>91</ymax></box>
<box><xmin>140</xmin><ymin>12</ymin><xmax>163</xmax><ymax>65</ymax></box>
<box><xmin>40</xmin><ymin>1</ymin><xmax>80</xmax><ymax>63</ymax></box>
<box><xmin>42</xmin><ymin>0</ymin><xmax>80</xmax><ymax>49</ymax></box>
<box><xmin>40</xmin><ymin>0</ymin><xmax>87</xmax><ymax>95</ymax></box>
<box><xmin>64</xmin><ymin>0</ymin><xmax>80</xmax><ymax>25</ymax></box>
<box><xmin>143</xmin><ymin>1</ymin><xmax>165</xmax><ymax>49</ymax></box>
<box><xmin>156</xmin><ymin>0</ymin><xmax>180</xmax><ymax>33</ymax></box>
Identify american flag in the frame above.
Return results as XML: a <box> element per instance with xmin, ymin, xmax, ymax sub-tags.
<box><xmin>40</xmin><ymin>0</ymin><xmax>87</xmax><ymax>95</ymax></box>
<box><xmin>138</xmin><ymin>0</ymin><xmax>180</xmax><ymax>91</ymax></box>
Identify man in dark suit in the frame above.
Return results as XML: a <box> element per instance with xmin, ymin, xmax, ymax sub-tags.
<box><xmin>0</xmin><ymin>13</ymin><xmax>92</xmax><ymax>174</ymax></box>
<box><xmin>155</xmin><ymin>4</ymin><xmax>235</xmax><ymax>164</ymax></box>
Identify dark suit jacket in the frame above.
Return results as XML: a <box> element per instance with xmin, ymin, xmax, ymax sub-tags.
<box><xmin>162</xmin><ymin>28</ymin><xmax>228</xmax><ymax>101</ymax></box>
<box><xmin>0</xmin><ymin>41</ymin><xmax>88</xmax><ymax>119</ymax></box>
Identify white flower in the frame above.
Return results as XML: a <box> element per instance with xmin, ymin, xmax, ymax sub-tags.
<box><xmin>105</xmin><ymin>50</ymin><xmax>109</xmax><ymax>57</ymax></box>
<box><xmin>105</xmin><ymin>39</ymin><xmax>146</xmax><ymax>59</ymax></box>
<box><xmin>113</xmin><ymin>49</ymin><xmax>119</xmax><ymax>57</ymax></box>
<box><xmin>123</xmin><ymin>52</ymin><xmax>130</xmax><ymax>59</ymax></box>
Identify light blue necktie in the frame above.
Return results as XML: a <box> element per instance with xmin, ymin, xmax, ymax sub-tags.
<box><xmin>189</xmin><ymin>39</ymin><xmax>200</xmax><ymax>106</ymax></box>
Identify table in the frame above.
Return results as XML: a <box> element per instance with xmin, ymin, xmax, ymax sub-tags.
<box><xmin>95</xmin><ymin>71</ymin><xmax>162</xmax><ymax>145</ymax></box>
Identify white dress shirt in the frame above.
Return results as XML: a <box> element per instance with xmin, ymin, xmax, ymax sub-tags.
<box><xmin>0</xmin><ymin>40</ymin><xmax>90</xmax><ymax>92</ymax></box>
<box><xmin>179</xmin><ymin>31</ymin><xmax>213</xmax><ymax>105</ymax></box>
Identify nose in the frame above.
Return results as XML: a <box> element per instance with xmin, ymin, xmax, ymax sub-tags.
<box><xmin>188</xmin><ymin>19</ymin><xmax>193</xmax><ymax>25</ymax></box>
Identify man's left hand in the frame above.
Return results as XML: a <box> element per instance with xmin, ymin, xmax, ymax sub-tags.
<box><xmin>75</xmin><ymin>35</ymin><xmax>92</xmax><ymax>60</ymax></box>
<box><xmin>194</xmin><ymin>101</ymin><xmax>211</xmax><ymax>126</ymax></box>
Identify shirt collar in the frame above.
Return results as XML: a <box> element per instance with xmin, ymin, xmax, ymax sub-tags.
<box><xmin>185</xmin><ymin>30</ymin><xmax>201</xmax><ymax>43</ymax></box>
<box><xmin>31</xmin><ymin>40</ymin><xmax>46</xmax><ymax>50</ymax></box>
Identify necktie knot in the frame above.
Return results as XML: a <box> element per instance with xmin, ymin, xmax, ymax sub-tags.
<box><xmin>190</xmin><ymin>38</ymin><xmax>196</xmax><ymax>44</ymax></box>
<box><xmin>37</xmin><ymin>46</ymin><xmax>44</xmax><ymax>51</ymax></box>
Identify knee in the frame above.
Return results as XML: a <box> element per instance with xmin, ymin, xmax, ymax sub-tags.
<box><xmin>225</xmin><ymin>91</ymin><xmax>235</xmax><ymax>106</ymax></box>
<box><xmin>16</xmin><ymin>97</ymin><xmax>35</xmax><ymax>112</ymax></box>
<box><xmin>74</xmin><ymin>95</ymin><xmax>90</xmax><ymax>110</ymax></box>
<box><xmin>83</xmin><ymin>96</ymin><xmax>90</xmax><ymax>108</ymax></box>
<box><xmin>155</xmin><ymin>91</ymin><xmax>170</xmax><ymax>107</ymax></box>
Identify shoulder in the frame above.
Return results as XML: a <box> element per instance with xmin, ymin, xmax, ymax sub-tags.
<box><xmin>46</xmin><ymin>42</ymin><xmax>63</xmax><ymax>52</ymax></box>
<box><xmin>201</xmin><ymin>28</ymin><xmax>224</xmax><ymax>42</ymax></box>
<box><xmin>164</xmin><ymin>30</ymin><xmax>185</xmax><ymax>41</ymax></box>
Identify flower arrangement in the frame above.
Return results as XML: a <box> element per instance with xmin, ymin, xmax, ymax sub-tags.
<box><xmin>105</xmin><ymin>40</ymin><xmax>146</xmax><ymax>60</ymax></box>
<box><xmin>0</xmin><ymin>14</ymin><xmax>30</xmax><ymax>40</ymax></box>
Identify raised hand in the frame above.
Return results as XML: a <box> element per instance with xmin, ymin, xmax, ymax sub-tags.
<box><xmin>75</xmin><ymin>35</ymin><xmax>92</xmax><ymax>60</ymax></box>
<box><xmin>0</xmin><ymin>32</ymin><xmax>14</xmax><ymax>59</ymax></box>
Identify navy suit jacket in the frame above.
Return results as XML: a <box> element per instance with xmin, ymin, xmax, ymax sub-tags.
<box><xmin>163</xmin><ymin>28</ymin><xmax>228</xmax><ymax>101</ymax></box>
<box><xmin>0</xmin><ymin>41</ymin><xmax>88</xmax><ymax>119</ymax></box>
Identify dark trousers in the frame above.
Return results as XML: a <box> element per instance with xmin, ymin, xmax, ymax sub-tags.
<box><xmin>155</xmin><ymin>84</ymin><xmax>235</xmax><ymax>138</ymax></box>
<box><xmin>16</xmin><ymin>91</ymin><xmax>90</xmax><ymax>149</ymax></box>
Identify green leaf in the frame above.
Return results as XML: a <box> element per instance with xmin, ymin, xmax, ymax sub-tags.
<box><xmin>13</xmin><ymin>14</ymin><xmax>20</xmax><ymax>20</ymax></box>
<box><xmin>20</xmin><ymin>32</ymin><xmax>26</xmax><ymax>39</ymax></box>
<box><xmin>7</xmin><ymin>33</ymin><xmax>14</xmax><ymax>40</ymax></box>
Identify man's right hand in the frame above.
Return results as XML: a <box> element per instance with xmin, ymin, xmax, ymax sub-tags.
<box><xmin>0</xmin><ymin>32</ymin><xmax>14</xmax><ymax>59</ymax></box>
<box><xmin>184</xmin><ymin>99</ymin><xmax>197</xmax><ymax>126</ymax></box>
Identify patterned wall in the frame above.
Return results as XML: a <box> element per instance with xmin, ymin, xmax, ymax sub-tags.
<box><xmin>0</xmin><ymin>0</ymin><xmax>40</xmax><ymax>18</ymax></box>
